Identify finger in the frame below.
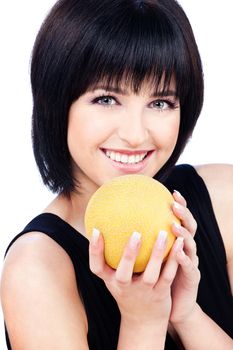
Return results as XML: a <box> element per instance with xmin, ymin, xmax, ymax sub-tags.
<box><xmin>156</xmin><ymin>237</ymin><xmax>184</xmax><ymax>292</ymax></box>
<box><xmin>172</xmin><ymin>222</ymin><xmax>197</xmax><ymax>262</ymax></box>
<box><xmin>173</xmin><ymin>190</ymin><xmax>187</xmax><ymax>207</ymax></box>
<box><xmin>172</xmin><ymin>202</ymin><xmax>197</xmax><ymax>236</ymax></box>
<box><xmin>115</xmin><ymin>231</ymin><xmax>141</xmax><ymax>284</ymax></box>
<box><xmin>89</xmin><ymin>228</ymin><xmax>114</xmax><ymax>280</ymax></box>
<box><xmin>176</xmin><ymin>250</ymin><xmax>201</xmax><ymax>288</ymax></box>
<box><xmin>141</xmin><ymin>230</ymin><xmax>168</xmax><ymax>286</ymax></box>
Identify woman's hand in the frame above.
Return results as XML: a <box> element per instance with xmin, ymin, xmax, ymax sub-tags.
<box><xmin>89</xmin><ymin>227</ymin><xmax>184</xmax><ymax>329</ymax></box>
<box><xmin>169</xmin><ymin>190</ymin><xmax>201</xmax><ymax>326</ymax></box>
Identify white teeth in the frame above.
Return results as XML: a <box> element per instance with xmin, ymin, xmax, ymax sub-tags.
<box><xmin>105</xmin><ymin>150</ymin><xmax>147</xmax><ymax>164</ymax></box>
<box><xmin>135</xmin><ymin>155</ymin><xmax>140</xmax><ymax>163</ymax></box>
<box><xmin>110</xmin><ymin>152</ymin><xmax>115</xmax><ymax>160</ymax></box>
<box><xmin>128</xmin><ymin>155</ymin><xmax>136</xmax><ymax>163</ymax></box>
<box><xmin>116</xmin><ymin>153</ymin><xmax>121</xmax><ymax>162</ymax></box>
<box><xmin>120</xmin><ymin>154</ymin><xmax>128</xmax><ymax>163</ymax></box>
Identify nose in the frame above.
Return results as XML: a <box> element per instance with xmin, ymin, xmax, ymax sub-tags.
<box><xmin>117</xmin><ymin>110</ymin><xmax>149</xmax><ymax>148</ymax></box>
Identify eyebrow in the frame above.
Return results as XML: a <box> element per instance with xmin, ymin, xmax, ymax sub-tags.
<box><xmin>90</xmin><ymin>85</ymin><xmax>177</xmax><ymax>98</ymax></box>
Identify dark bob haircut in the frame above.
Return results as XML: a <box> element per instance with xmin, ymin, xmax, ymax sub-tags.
<box><xmin>31</xmin><ymin>0</ymin><xmax>204</xmax><ymax>195</ymax></box>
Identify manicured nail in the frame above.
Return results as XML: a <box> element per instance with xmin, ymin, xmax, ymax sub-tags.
<box><xmin>129</xmin><ymin>231</ymin><xmax>141</xmax><ymax>249</ymax></box>
<box><xmin>174</xmin><ymin>189</ymin><xmax>182</xmax><ymax>197</ymax></box>
<box><xmin>173</xmin><ymin>221</ymin><xmax>182</xmax><ymax>231</ymax></box>
<box><xmin>157</xmin><ymin>230</ymin><xmax>168</xmax><ymax>249</ymax></box>
<box><xmin>91</xmin><ymin>228</ymin><xmax>100</xmax><ymax>245</ymax></box>
<box><xmin>174</xmin><ymin>236</ymin><xmax>184</xmax><ymax>252</ymax></box>
<box><xmin>173</xmin><ymin>201</ymin><xmax>183</xmax><ymax>212</ymax></box>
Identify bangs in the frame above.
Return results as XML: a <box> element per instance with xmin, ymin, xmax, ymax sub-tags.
<box><xmin>31</xmin><ymin>0</ymin><xmax>203</xmax><ymax>194</ymax></box>
<box><xmin>70</xmin><ymin>1</ymin><xmax>190</xmax><ymax>100</ymax></box>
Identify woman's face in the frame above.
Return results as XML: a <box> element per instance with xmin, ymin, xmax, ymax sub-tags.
<box><xmin>67</xmin><ymin>81</ymin><xmax>180</xmax><ymax>193</ymax></box>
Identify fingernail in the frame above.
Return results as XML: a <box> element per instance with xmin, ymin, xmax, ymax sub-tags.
<box><xmin>173</xmin><ymin>221</ymin><xmax>182</xmax><ymax>231</ymax></box>
<box><xmin>91</xmin><ymin>228</ymin><xmax>100</xmax><ymax>245</ymax></box>
<box><xmin>173</xmin><ymin>201</ymin><xmax>182</xmax><ymax>212</ymax></box>
<box><xmin>174</xmin><ymin>236</ymin><xmax>184</xmax><ymax>252</ymax></box>
<box><xmin>129</xmin><ymin>231</ymin><xmax>141</xmax><ymax>249</ymax></box>
<box><xmin>174</xmin><ymin>189</ymin><xmax>182</xmax><ymax>197</ymax></box>
<box><xmin>157</xmin><ymin>230</ymin><xmax>168</xmax><ymax>249</ymax></box>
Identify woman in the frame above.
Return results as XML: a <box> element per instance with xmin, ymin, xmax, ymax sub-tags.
<box><xmin>1</xmin><ymin>0</ymin><xmax>233</xmax><ymax>349</ymax></box>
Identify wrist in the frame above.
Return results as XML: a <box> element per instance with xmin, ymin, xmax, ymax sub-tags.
<box><xmin>118</xmin><ymin>317</ymin><xmax>168</xmax><ymax>350</ymax></box>
<box><xmin>120</xmin><ymin>315</ymin><xmax>169</xmax><ymax>340</ymax></box>
<box><xmin>171</xmin><ymin>303</ymin><xmax>202</xmax><ymax>332</ymax></box>
<box><xmin>121</xmin><ymin>313</ymin><xmax>169</xmax><ymax>332</ymax></box>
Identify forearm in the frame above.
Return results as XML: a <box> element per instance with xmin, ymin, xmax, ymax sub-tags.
<box><xmin>173</xmin><ymin>304</ymin><xmax>233</xmax><ymax>350</ymax></box>
<box><xmin>117</xmin><ymin>318</ymin><xmax>167</xmax><ymax>350</ymax></box>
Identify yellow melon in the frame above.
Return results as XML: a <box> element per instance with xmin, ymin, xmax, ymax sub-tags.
<box><xmin>84</xmin><ymin>174</ymin><xmax>179</xmax><ymax>272</ymax></box>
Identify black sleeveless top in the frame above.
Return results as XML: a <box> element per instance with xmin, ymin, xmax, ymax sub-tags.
<box><xmin>4</xmin><ymin>164</ymin><xmax>233</xmax><ymax>349</ymax></box>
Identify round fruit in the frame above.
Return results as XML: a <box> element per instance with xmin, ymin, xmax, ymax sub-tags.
<box><xmin>84</xmin><ymin>174</ymin><xmax>179</xmax><ymax>272</ymax></box>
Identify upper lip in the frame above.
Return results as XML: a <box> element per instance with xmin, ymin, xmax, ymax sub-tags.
<box><xmin>101</xmin><ymin>148</ymin><xmax>153</xmax><ymax>155</ymax></box>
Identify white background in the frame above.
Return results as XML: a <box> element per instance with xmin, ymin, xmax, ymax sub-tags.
<box><xmin>0</xmin><ymin>1</ymin><xmax>232</xmax><ymax>348</ymax></box>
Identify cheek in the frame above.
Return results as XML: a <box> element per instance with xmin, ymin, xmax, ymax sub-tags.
<box><xmin>168</xmin><ymin>118</ymin><xmax>180</xmax><ymax>143</ymax></box>
<box><xmin>67</xmin><ymin>110</ymin><xmax>114</xmax><ymax>154</ymax></box>
<box><xmin>151</xmin><ymin>116</ymin><xmax>180</xmax><ymax>149</ymax></box>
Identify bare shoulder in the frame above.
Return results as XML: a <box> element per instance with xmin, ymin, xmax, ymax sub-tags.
<box><xmin>195</xmin><ymin>163</ymin><xmax>233</xmax><ymax>187</ymax></box>
<box><xmin>195</xmin><ymin>164</ymin><xmax>233</xmax><ymax>216</ymax></box>
<box><xmin>195</xmin><ymin>164</ymin><xmax>233</xmax><ymax>293</ymax></box>
<box><xmin>0</xmin><ymin>232</ymin><xmax>88</xmax><ymax>349</ymax></box>
<box><xmin>195</xmin><ymin>163</ymin><xmax>233</xmax><ymax>241</ymax></box>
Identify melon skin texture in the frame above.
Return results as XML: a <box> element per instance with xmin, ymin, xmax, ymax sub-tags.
<box><xmin>85</xmin><ymin>174</ymin><xmax>179</xmax><ymax>273</ymax></box>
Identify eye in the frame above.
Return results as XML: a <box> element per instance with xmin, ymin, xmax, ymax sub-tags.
<box><xmin>93</xmin><ymin>95</ymin><xmax>117</xmax><ymax>106</ymax></box>
<box><xmin>150</xmin><ymin>99</ymin><xmax>177</xmax><ymax>110</ymax></box>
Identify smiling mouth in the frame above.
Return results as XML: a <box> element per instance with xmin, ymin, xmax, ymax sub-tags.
<box><xmin>102</xmin><ymin>149</ymin><xmax>152</xmax><ymax>165</ymax></box>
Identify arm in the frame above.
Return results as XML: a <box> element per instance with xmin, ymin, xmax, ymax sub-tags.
<box><xmin>196</xmin><ymin>164</ymin><xmax>233</xmax><ymax>293</ymax></box>
<box><xmin>0</xmin><ymin>232</ymin><xmax>89</xmax><ymax>350</ymax></box>
<box><xmin>117</xmin><ymin>318</ymin><xmax>167</xmax><ymax>350</ymax></box>
<box><xmin>169</xmin><ymin>164</ymin><xmax>233</xmax><ymax>349</ymax></box>
<box><xmin>173</xmin><ymin>304</ymin><xmax>233</xmax><ymax>350</ymax></box>
<box><xmin>1</xmin><ymin>228</ymin><xmax>183</xmax><ymax>350</ymax></box>
<box><xmin>89</xmin><ymin>229</ymin><xmax>185</xmax><ymax>350</ymax></box>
